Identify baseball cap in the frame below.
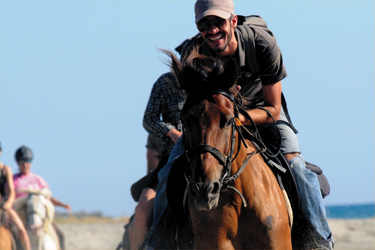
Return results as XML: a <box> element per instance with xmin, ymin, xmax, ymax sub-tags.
<box><xmin>195</xmin><ymin>0</ymin><xmax>235</xmax><ymax>23</ymax></box>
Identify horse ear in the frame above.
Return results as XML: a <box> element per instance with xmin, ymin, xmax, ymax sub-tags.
<box><xmin>170</xmin><ymin>56</ymin><xmax>184</xmax><ymax>89</ymax></box>
<box><xmin>159</xmin><ymin>48</ymin><xmax>187</xmax><ymax>90</ymax></box>
<box><xmin>218</xmin><ymin>59</ymin><xmax>238</xmax><ymax>89</ymax></box>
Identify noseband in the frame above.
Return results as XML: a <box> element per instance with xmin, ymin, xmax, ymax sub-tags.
<box><xmin>183</xmin><ymin>88</ymin><xmax>266</xmax><ymax>208</ymax></box>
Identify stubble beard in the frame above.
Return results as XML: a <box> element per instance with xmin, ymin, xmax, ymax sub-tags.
<box><xmin>212</xmin><ymin>26</ymin><xmax>233</xmax><ymax>54</ymax></box>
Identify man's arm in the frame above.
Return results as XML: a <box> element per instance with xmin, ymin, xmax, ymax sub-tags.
<box><xmin>238</xmin><ymin>81</ymin><xmax>282</xmax><ymax>125</ymax></box>
<box><xmin>51</xmin><ymin>197</ymin><xmax>72</xmax><ymax>212</ymax></box>
<box><xmin>143</xmin><ymin>74</ymin><xmax>177</xmax><ymax>137</ymax></box>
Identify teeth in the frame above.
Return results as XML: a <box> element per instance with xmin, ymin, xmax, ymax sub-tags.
<box><xmin>209</xmin><ymin>34</ymin><xmax>223</xmax><ymax>41</ymax></box>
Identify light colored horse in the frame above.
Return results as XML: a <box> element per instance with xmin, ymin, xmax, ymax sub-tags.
<box><xmin>13</xmin><ymin>188</ymin><xmax>60</xmax><ymax>250</ymax></box>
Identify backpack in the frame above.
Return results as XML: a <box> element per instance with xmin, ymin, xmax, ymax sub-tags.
<box><xmin>236</xmin><ymin>15</ymin><xmax>269</xmax><ymax>75</ymax></box>
<box><xmin>236</xmin><ymin>15</ymin><xmax>298</xmax><ymax>134</ymax></box>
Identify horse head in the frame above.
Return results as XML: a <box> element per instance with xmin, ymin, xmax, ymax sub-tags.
<box><xmin>17</xmin><ymin>188</ymin><xmax>54</xmax><ymax>237</ymax></box>
<box><xmin>165</xmin><ymin>47</ymin><xmax>240</xmax><ymax>211</ymax></box>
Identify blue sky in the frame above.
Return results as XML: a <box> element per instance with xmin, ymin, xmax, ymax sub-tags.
<box><xmin>1</xmin><ymin>1</ymin><xmax>374</xmax><ymax>217</ymax></box>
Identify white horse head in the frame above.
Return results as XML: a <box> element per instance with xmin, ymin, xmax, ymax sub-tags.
<box><xmin>15</xmin><ymin>188</ymin><xmax>59</xmax><ymax>250</ymax></box>
<box><xmin>26</xmin><ymin>189</ymin><xmax>53</xmax><ymax>236</ymax></box>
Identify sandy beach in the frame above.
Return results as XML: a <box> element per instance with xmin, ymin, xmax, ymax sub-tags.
<box><xmin>55</xmin><ymin>218</ymin><xmax>375</xmax><ymax>250</ymax></box>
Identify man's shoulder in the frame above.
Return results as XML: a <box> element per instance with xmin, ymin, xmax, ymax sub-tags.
<box><xmin>159</xmin><ymin>72</ymin><xmax>175</xmax><ymax>80</ymax></box>
<box><xmin>153</xmin><ymin>72</ymin><xmax>179</xmax><ymax>90</ymax></box>
<box><xmin>236</xmin><ymin>16</ymin><xmax>277</xmax><ymax>48</ymax></box>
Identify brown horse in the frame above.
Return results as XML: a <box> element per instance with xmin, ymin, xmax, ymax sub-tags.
<box><xmin>0</xmin><ymin>208</ymin><xmax>15</xmax><ymax>250</ymax></box>
<box><xmin>165</xmin><ymin>48</ymin><xmax>292</xmax><ymax>249</ymax></box>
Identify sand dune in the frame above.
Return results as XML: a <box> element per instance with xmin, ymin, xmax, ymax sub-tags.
<box><xmin>56</xmin><ymin>218</ymin><xmax>375</xmax><ymax>250</ymax></box>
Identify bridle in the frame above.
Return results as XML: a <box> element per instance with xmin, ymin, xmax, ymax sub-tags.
<box><xmin>26</xmin><ymin>194</ymin><xmax>50</xmax><ymax>232</ymax></box>
<box><xmin>183</xmin><ymin>88</ymin><xmax>268</xmax><ymax>208</ymax></box>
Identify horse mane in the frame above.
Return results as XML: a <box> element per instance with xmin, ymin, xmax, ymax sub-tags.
<box><xmin>159</xmin><ymin>46</ymin><xmax>238</xmax><ymax>95</ymax></box>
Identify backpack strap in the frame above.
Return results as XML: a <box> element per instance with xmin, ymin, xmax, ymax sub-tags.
<box><xmin>236</xmin><ymin>25</ymin><xmax>259</xmax><ymax>74</ymax></box>
<box><xmin>281</xmin><ymin>93</ymin><xmax>298</xmax><ymax>133</ymax></box>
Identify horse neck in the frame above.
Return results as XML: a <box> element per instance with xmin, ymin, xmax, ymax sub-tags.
<box><xmin>231</xmin><ymin>136</ymin><xmax>258</xmax><ymax>173</ymax></box>
<box><xmin>230</xmin><ymin>138</ymin><xmax>263</xmax><ymax>203</ymax></box>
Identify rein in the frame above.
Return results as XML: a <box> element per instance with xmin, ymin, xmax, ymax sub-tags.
<box><xmin>183</xmin><ymin>88</ymin><xmax>267</xmax><ymax>208</ymax></box>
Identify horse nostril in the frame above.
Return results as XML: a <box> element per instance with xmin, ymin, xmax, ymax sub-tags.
<box><xmin>212</xmin><ymin>181</ymin><xmax>221</xmax><ymax>196</ymax></box>
<box><xmin>207</xmin><ymin>181</ymin><xmax>221</xmax><ymax>197</ymax></box>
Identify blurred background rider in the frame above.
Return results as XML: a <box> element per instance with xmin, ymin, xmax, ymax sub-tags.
<box><xmin>126</xmin><ymin>40</ymin><xmax>188</xmax><ymax>250</ymax></box>
<box><xmin>13</xmin><ymin>145</ymin><xmax>72</xmax><ymax>250</ymax></box>
<box><xmin>0</xmin><ymin>142</ymin><xmax>31</xmax><ymax>250</ymax></box>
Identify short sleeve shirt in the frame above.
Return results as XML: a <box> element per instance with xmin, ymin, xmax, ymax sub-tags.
<box><xmin>13</xmin><ymin>173</ymin><xmax>50</xmax><ymax>198</ymax></box>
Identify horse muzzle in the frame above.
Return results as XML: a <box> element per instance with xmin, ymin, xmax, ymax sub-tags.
<box><xmin>189</xmin><ymin>180</ymin><xmax>221</xmax><ymax>211</ymax></box>
<box><xmin>29</xmin><ymin>224</ymin><xmax>43</xmax><ymax>237</ymax></box>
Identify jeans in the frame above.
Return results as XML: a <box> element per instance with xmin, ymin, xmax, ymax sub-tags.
<box><xmin>289</xmin><ymin>155</ymin><xmax>332</xmax><ymax>241</ymax></box>
<box><xmin>147</xmin><ymin>136</ymin><xmax>185</xmax><ymax>249</ymax></box>
<box><xmin>153</xmin><ymin>136</ymin><xmax>185</xmax><ymax>222</ymax></box>
<box><xmin>147</xmin><ymin>108</ymin><xmax>332</xmax><ymax>248</ymax></box>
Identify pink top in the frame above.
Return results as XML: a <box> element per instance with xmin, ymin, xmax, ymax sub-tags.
<box><xmin>13</xmin><ymin>172</ymin><xmax>50</xmax><ymax>198</ymax></box>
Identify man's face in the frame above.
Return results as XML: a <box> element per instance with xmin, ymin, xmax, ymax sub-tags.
<box><xmin>197</xmin><ymin>15</ymin><xmax>237</xmax><ymax>56</ymax></box>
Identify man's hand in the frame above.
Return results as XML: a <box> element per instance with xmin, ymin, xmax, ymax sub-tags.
<box><xmin>167</xmin><ymin>129</ymin><xmax>182</xmax><ymax>144</ymax></box>
<box><xmin>64</xmin><ymin>204</ymin><xmax>72</xmax><ymax>213</ymax></box>
<box><xmin>238</xmin><ymin>112</ymin><xmax>250</xmax><ymax>125</ymax></box>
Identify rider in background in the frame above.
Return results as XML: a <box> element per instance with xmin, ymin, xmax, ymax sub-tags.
<box><xmin>0</xmin><ymin>142</ymin><xmax>31</xmax><ymax>250</ymax></box>
<box><xmin>126</xmin><ymin>41</ymin><xmax>188</xmax><ymax>250</ymax></box>
<box><xmin>13</xmin><ymin>145</ymin><xmax>72</xmax><ymax>213</ymax></box>
<box><xmin>13</xmin><ymin>145</ymin><xmax>71</xmax><ymax>250</ymax></box>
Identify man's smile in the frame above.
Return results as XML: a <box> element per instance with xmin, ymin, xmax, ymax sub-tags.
<box><xmin>207</xmin><ymin>33</ymin><xmax>224</xmax><ymax>43</ymax></box>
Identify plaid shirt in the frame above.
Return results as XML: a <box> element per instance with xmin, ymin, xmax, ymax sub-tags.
<box><xmin>143</xmin><ymin>72</ymin><xmax>186</xmax><ymax>156</ymax></box>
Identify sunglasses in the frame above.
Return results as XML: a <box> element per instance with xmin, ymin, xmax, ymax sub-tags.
<box><xmin>18</xmin><ymin>159</ymin><xmax>32</xmax><ymax>164</ymax></box>
<box><xmin>197</xmin><ymin>15</ymin><xmax>233</xmax><ymax>32</ymax></box>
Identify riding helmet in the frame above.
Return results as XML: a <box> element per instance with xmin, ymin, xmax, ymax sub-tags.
<box><xmin>15</xmin><ymin>145</ymin><xmax>33</xmax><ymax>162</ymax></box>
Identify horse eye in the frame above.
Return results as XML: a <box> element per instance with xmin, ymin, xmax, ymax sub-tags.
<box><xmin>225</xmin><ymin>120</ymin><xmax>232</xmax><ymax>127</ymax></box>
